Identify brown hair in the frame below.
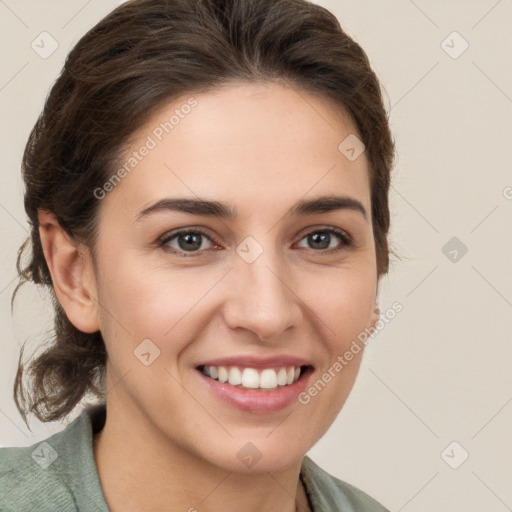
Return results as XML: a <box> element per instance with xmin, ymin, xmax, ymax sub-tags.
<box><xmin>12</xmin><ymin>0</ymin><xmax>395</xmax><ymax>426</ymax></box>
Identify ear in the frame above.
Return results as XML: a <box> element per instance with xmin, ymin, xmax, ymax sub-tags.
<box><xmin>37</xmin><ymin>209</ymin><xmax>100</xmax><ymax>333</ymax></box>
<box><xmin>369</xmin><ymin>283</ymin><xmax>381</xmax><ymax>332</ymax></box>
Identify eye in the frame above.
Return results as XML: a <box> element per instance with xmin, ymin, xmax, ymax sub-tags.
<box><xmin>159</xmin><ymin>229</ymin><xmax>218</xmax><ymax>256</ymax></box>
<box><xmin>296</xmin><ymin>228</ymin><xmax>352</xmax><ymax>252</ymax></box>
<box><xmin>158</xmin><ymin>226</ymin><xmax>352</xmax><ymax>257</ymax></box>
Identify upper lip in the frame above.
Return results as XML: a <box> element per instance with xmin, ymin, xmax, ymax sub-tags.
<box><xmin>195</xmin><ymin>355</ymin><xmax>313</xmax><ymax>368</ymax></box>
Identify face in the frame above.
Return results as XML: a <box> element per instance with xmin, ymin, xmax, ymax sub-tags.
<box><xmin>87</xmin><ymin>81</ymin><xmax>379</xmax><ymax>473</ymax></box>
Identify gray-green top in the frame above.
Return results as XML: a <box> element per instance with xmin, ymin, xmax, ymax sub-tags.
<box><xmin>0</xmin><ymin>405</ymin><xmax>391</xmax><ymax>511</ymax></box>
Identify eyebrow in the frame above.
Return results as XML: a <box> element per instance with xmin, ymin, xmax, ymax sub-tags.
<box><xmin>136</xmin><ymin>194</ymin><xmax>368</xmax><ymax>222</ymax></box>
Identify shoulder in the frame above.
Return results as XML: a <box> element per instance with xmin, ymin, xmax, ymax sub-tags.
<box><xmin>0</xmin><ymin>432</ymin><xmax>78</xmax><ymax>511</ymax></box>
<box><xmin>301</xmin><ymin>455</ymin><xmax>391</xmax><ymax>512</ymax></box>
<box><xmin>0</xmin><ymin>404</ymin><xmax>108</xmax><ymax>512</ymax></box>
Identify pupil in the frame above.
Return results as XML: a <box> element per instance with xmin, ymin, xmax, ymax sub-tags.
<box><xmin>310</xmin><ymin>232</ymin><xmax>329</xmax><ymax>249</ymax></box>
<box><xmin>179</xmin><ymin>233</ymin><xmax>202</xmax><ymax>251</ymax></box>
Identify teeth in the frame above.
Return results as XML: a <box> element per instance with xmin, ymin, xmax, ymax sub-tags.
<box><xmin>241</xmin><ymin>368</ymin><xmax>259</xmax><ymax>388</ymax></box>
<box><xmin>228</xmin><ymin>367</ymin><xmax>242</xmax><ymax>386</ymax></box>
<box><xmin>218</xmin><ymin>366</ymin><xmax>228</xmax><ymax>383</ymax></box>
<box><xmin>260</xmin><ymin>369</ymin><xmax>277</xmax><ymax>389</ymax></box>
<box><xmin>201</xmin><ymin>365</ymin><xmax>304</xmax><ymax>390</ymax></box>
<box><xmin>209</xmin><ymin>366</ymin><xmax>218</xmax><ymax>379</ymax></box>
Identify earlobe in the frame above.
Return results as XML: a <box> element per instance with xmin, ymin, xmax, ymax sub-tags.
<box><xmin>370</xmin><ymin>295</ymin><xmax>380</xmax><ymax>332</ymax></box>
<box><xmin>37</xmin><ymin>209</ymin><xmax>100</xmax><ymax>334</ymax></box>
<box><xmin>371</xmin><ymin>304</ymin><xmax>380</xmax><ymax>330</ymax></box>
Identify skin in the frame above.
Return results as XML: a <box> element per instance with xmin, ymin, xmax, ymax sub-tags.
<box><xmin>38</xmin><ymin>81</ymin><xmax>381</xmax><ymax>512</ymax></box>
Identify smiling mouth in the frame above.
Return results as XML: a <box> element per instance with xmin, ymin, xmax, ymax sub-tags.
<box><xmin>197</xmin><ymin>364</ymin><xmax>312</xmax><ymax>391</ymax></box>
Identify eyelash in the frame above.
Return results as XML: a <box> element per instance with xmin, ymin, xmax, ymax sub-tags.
<box><xmin>157</xmin><ymin>227</ymin><xmax>353</xmax><ymax>258</ymax></box>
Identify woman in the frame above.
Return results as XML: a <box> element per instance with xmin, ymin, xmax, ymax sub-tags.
<box><xmin>0</xmin><ymin>0</ymin><xmax>395</xmax><ymax>510</ymax></box>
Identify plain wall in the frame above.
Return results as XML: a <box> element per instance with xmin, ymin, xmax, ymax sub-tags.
<box><xmin>0</xmin><ymin>1</ymin><xmax>511</xmax><ymax>510</ymax></box>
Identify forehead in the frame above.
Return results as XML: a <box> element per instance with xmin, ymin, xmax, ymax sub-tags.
<box><xmin>102</xmin><ymin>81</ymin><xmax>371</xmax><ymax>219</ymax></box>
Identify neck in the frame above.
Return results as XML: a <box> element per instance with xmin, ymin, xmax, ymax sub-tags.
<box><xmin>92</xmin><ymin>401</ymin><xmax>311</xmax><ymax>512</ymax></box>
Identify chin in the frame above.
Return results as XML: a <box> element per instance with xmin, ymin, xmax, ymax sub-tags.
<box><xmin>212</xmin><ymin>448</ymin><xmax>305</xmax><ymax>475</ymax></box>
<box><xmin>197</xmin><ymin>429</ymin><xmax>313</xmax><ymax>475</ymax></box>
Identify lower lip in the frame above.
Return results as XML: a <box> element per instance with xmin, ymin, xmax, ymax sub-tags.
<box><xmin>198</xmin><ymin>368</ymin><xmax>313</xmax><ymax>414</ymax></box>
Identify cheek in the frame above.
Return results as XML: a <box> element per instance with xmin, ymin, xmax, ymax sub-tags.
<box><xmin>96</xmin><ymin>256</ymin><xmax>218</xmax><ymax>361</ymax></box>
<box><xmin>304</xmin><ymin>265</ymin><xmax>376</xmax><ymax>341</ymax></box>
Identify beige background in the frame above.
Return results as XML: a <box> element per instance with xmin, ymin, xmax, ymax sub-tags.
<box><xmin>1</xmin><ymin>1</ymin><xmax>511</xmax><ymax>510</ymax></box>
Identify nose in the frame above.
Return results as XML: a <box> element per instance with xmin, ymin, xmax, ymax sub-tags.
<box><xmin>222</xmin><ymin>247</ymin><xmax>302</xmax><ymax>342</ymax></box>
